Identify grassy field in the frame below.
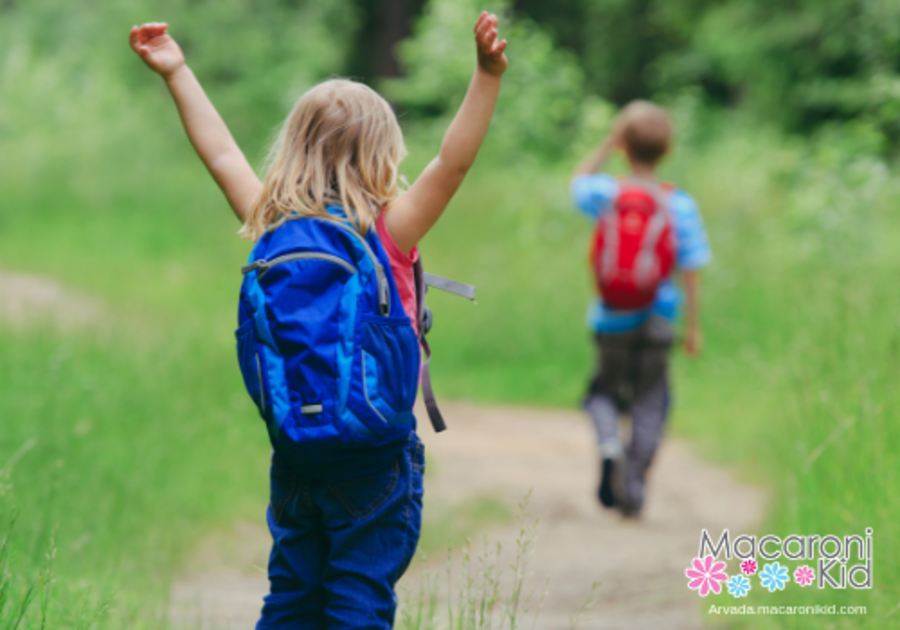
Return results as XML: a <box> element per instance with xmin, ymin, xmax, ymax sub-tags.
<box><xmin>1</xmin><ymin>38</ymin><xmax>899</xmax><ymax>629</ymax></box>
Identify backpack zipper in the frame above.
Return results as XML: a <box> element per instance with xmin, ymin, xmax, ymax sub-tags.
<box><xmin>244</xmin><ymin>217</ymin><xmax>391</xmax><ymax>316</ymax></box>
<box><xmin>317</xmin><ymin>218</ymin><xmax>390</xmax><ymax>316</ymax></box>
<box><xmin>242</xmin><ymin>252</ymin><xmax>357</xmax><ymax>279</ymax></box>
<box><xmin>256</xmin><ymin>354</ymin><xmax>266</xmax><ymax>410</ymax></box>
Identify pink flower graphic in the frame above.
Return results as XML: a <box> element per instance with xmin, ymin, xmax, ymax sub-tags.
<box><xmin>741</xmin><ymin>559</ymin><xmax>758</xmax><ymax>576</ymax></box>
<box><xmin>794</xmin><ymin>565</ymin><xmax>815</xmax><ymax>587</ymax></box>
<box><xmin>685</xmin><ymin>555</ymin><xmax>728</xmax><ymax>597</ymax></box>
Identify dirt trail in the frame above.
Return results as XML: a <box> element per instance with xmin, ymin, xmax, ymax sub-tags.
<box><xmin>0</xmin><ymin>270</ymin><xmax>101</xmax><ymax>328</ymax></box>
<box><xmin>169</xmin><ymin>402</ymin><xmax>765</xmax><ymax>629</ymax></box>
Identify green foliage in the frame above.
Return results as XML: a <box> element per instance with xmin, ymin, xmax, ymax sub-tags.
<box><xmin>663</xmin><ymin>111</ymin><xmax>900</xmax><ymax>626</ymax></box>
<box><xmin>0</xmin><ymin>0</ymin><xmax>355</xmax><ymax>160</ymax></box>
<box><xmin>656</xmin><ymin>0</ymin><xmax>900</xmax><ymax>139</ymax></box>
<box><xmin>0</xmin><ymin>323</ymin><xmax>269</xmax><ymax>627</ymax></box>
<box><xmin>507</xmin><ymin>0</ymin><xmax>900</xmax><ymax>145</ymax></box>
<box><xmin>386</xmin><ymin>0</ymin><xmax>587</xmax><ymax>159</ymax></box>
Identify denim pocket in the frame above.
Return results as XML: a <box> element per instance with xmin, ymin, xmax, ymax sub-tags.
<box><xmin>326</xmin><ymin>460</ymin><xmax>400</xmax><ymax>520</ymax></box>
<box><xmin>235</xmin><ymin>318</ymin><xmax>266</xmax><ymax>416</ymax></box>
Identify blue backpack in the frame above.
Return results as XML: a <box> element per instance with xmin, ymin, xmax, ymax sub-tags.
<box><xmin>235</xmin><ymin>212</ymin><xmax>473</xmax><ymax>480</ymax></box>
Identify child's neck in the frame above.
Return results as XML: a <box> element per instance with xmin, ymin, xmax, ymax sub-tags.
<box><xmin>628</xmin><ymin>161</ymin><xmax>657</xmax><ymax>181</ymax></box>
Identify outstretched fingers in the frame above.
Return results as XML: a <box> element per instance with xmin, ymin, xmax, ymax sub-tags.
<box><xmin>130</xmin><ymin>22</ymin><xmax>168</xmax><ymax>48</ymax></box>
<box><xmin>473</xmin><ymin>11</ymin><xmax>489</xmax><ymax>35</ymax></box>
<box><xmin>473</xmin><ymin>11</ymin><xmax>507</xmax><ymax>76</ymax></box>
<box><xmin>482</xmin><ymin>27</ymin><xmax>497</xmax><ymax>51</ymax></box>
<box><xmin>475</xmin><ymin>12</ymin><xmax>497</xmax><ymax>46</ymax></box>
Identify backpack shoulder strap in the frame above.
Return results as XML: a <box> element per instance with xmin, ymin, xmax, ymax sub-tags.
<box><xmin>413</xmin><ymin>257</ymin><xmax>476</xmax><ymax>434</ymax></box>
<box><xmin>624</xmin><ymin>180</ymin><xmax>675</xmax><ymax>286</ymax></box>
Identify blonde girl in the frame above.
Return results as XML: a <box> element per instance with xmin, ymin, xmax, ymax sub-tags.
<box><xmin>130</xmin><ymin>12</ymin><xmax>507</xmax><ymax>629</ymax></box>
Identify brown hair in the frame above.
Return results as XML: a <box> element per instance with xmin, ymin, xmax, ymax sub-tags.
<box><xmin>618</xmin><ymin>101</ymin><xmax>672</xmax><ymax>165</ymax></box>
<box><xmin>240</xmin><ymin>79</ymin><xmax>407</xmax><ymax>241</ymax></box>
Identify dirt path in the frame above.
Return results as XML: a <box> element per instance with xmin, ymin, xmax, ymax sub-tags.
<box><xmin>169</xmin><ymin>402</ymin><xmax>765</xmax><ymax>629</ymax></box>
<box><xmin>0</xmin><ymin>270</ymin><xmax>101</xmax><ymax>328</ymax></box>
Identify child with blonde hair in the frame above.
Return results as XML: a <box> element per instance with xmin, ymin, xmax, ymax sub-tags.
<box><xmin>572</xmin><ymin>101</ymin><xmax>711</xmax><ymax>518</ymax></box>
<box><xmin>130</xmin><ymin>13</ymin><xmax>507</xmax><ymax>628</ymax></box>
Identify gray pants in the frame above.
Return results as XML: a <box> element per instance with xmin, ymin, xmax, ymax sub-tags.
<box><xmin>584</xmin><ymin>317</ymin><xmax>672</xmax><ymax>511</ymax></box>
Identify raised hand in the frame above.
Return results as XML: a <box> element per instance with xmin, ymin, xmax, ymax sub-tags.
<box><xmin>128</xmin><ymin>21</ymin><xmax>260</xmax><ymax>221</ymax></box>
<box><xmin>474</xmin><ymin>12</ymin><xmax>508</xmax><ymax>77</ymax></box>
<box><xmin>130</xmin><ymin>23</ymin><xmax>185</xmax><ymax>78</ymax></box>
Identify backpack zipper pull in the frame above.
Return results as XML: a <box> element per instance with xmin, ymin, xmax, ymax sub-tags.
<box><xmin>241</xmin><ymin>259</ymin><xmax>270</xmax><ymax>275</ymax></box>
<box><xmin>377</xmin><ymin>268</ymin><xmax>390</xmax><ymax>316</ymax></box>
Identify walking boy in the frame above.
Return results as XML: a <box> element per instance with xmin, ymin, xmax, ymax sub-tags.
<box><xmin>571</xmin><ymin>101</ymin><xmax>711</xmax><ymax>518</ymax></box>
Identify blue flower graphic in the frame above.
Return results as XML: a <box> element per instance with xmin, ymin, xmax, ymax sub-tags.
<box><xmin>727</xmin><ymin>574</ymin><xmax>751</xmax><ymax>598</ymax></box>
<box><xmin>759</xmin><ymin>562</ymin><xmax>789</xmax><ymax>592</ymax></box>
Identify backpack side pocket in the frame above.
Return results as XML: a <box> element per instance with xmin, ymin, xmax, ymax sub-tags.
<box><xmin>236</xmin><ymin>317</ymin><xmax>267</xmax><ymax>418</ymax></box>
<box><xmin>348</xmin><ymin>313</ymin><xmax>420</xmax><ymax>437</ymax></box>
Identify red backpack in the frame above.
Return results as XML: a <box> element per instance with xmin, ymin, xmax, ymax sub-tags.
<box><xmin>590</xmin><ymin>179</ymin><xmax>676</xmax><ymax>310</ymax></box>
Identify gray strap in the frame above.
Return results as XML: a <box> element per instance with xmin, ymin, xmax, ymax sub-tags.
<box><xmin>634</xmin><ymin>210</ymin><xmax>669</xmax><ymax>287</ymax></box>
<box><xmin>414</xmin><ymin>261</ymin><xmax>476</xmax><ymax>433</ymax></box>
<box><xmin>600</xmin><ymin>212</ymin><xmax>619</xmax><ymax>281</ymax></box>
<box><xmin>415</xmin><ymin>258</ymin><xmax>447</xmax><ymax>433</ymax></box>
<box><xmin>420</xmin><ymin>338</ymin><xmax>446</xmax><ymax>433</ymax></box>
<box><xmin>423</xmin><ymin>273</ymin><xmax>476</xmax><ymax>301</ymax></box>
<box><xmin>610</xmin><ymin>179</ymin><xmax>673</xmax><ymax>287</ymax></box>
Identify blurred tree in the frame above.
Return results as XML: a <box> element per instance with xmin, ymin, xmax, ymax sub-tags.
<box><xmin>386</xmin><ymin>0</ymin><xmax>588</xmax><ymax>159</ymax></box>
<box><xmin>510</xmin><ymin>0</ymin><xmax>900</xmax><ymax>145</ymax></box>
<box><xmin>0</xmin><ymin>0</ymin><xmax>358</xmax><ymax>151</ymax></box>
<box><xmin>512</xmin><ymin>0</ymin><xmax>681</xmax><ymax>105</ymax></box>
<box><xmin>655</xmin><ymin>0</ymin><xmax>900</xmax><ymax>143</ymax></box>
<box><xmin>346</xmin><ymin>0</ymin><xmax>428</xmax><ymax>81</ymax></box>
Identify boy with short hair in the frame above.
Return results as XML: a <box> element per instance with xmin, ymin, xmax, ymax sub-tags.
<box><xmin>571</xmin><ymin>101</ymin><xmax>711</xmax><ymax>518</ymax></box>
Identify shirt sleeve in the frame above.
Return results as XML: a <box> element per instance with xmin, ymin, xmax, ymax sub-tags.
<box><xmin>571</xmin><ymin>174</ymin><xmax>618</xmax><ymax>221</ymax></box>
<box><xmin>670</xmin><ymin>191</ymin><xmax>712</xmax><ymax>270</ymax></box>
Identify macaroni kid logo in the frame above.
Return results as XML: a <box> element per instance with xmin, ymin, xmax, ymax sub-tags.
<box><xmin>685</xmin><ymin>528</ymin><xmax>873</xmax><ymax>598</ymax></box>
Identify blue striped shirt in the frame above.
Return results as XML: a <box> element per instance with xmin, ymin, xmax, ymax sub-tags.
<box><xmin>571</xmin><ymin>174</ymin><xmax>712</xmax><ymax>333</ymax></box>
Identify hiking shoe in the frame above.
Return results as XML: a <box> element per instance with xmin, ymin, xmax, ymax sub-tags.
<box><xmin>598</xmin><ymin>458</ymin><xmax>615</xmax><ymax>507</ymax></box>
<box><xmin>620</xmin><ymin>500</ymin><xmax>643</xmax><ymax>520</ymax></box>
<box><xmin>597</xmin><ymin>439</ymin><xmax>624</xmax><ymax>508</ymax></box>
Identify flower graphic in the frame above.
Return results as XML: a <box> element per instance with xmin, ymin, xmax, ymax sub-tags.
<box><xmin>794</xmin><ymin>565</ymin><xmax>815</xmax><ymax>587</ymax></box>
<box><xmin>741</xmin><ymin>559</ymin><xmax>758</xmax><ymax>575</ymax></box>
<box><xmin>727</xmin><ymin>574</ymin><xmax>751</xmax><ymax>598</ymax></box>
<box><xmin>759</xmin><ymin>562</ymin><xmax>790</xmax><ymax>592</ymax></box>
<box><xmin>685</xmin><ymin>555</ymin><xmax>728</xmax><ymax>597</ymax></box>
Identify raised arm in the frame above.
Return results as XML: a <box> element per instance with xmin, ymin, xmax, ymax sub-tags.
<box><xmin>129</xmin><ymin>23</ymin><xmax>261</xmax><ymax>222</ymax></box>
<box><xmin>682</xmin><ymin>269</ymin><xmax>703</xmax><ymax>356</ymax></box>
<box><xmin>384</xmin><ymin>12</ymin><xmax>508</xmax><ymax>254</ymax></box>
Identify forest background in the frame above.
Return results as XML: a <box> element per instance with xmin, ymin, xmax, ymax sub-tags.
<box><xmin>1</xmin><ymin>0</ymin><xmax>898</xmax><ymax>628</ymax></box>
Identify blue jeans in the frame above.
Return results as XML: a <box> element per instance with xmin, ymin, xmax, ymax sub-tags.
<box><xmin>256</xmin><ymin>433</ymin><xmax>425</xmax><ymax>629</ymax></box>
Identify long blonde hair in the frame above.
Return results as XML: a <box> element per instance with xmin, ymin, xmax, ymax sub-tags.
<box><xmin>240</xmin><ymin>79</ymin><xmax>407</xmax><ymax>241</ymax></box>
